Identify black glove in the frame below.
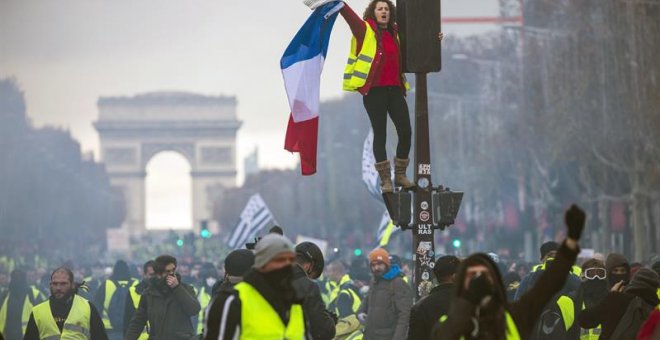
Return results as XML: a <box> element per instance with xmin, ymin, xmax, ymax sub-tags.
<box><xmin>565</xmin><ymin>204</ymin><xmax>586</xmax><ymax>240</ymax></box>
<box><xmin>465</xmin><ymin>274</ymin><xmax>493</xmax><ymax>307</ymax></box>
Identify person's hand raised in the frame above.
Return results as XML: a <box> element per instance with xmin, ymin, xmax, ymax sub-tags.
<box><xmin>565</xmin><ymin>204</ymin><xmax>586</xmax><ymax>241</ymax></box>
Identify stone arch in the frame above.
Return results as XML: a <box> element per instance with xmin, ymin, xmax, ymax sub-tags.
<box><xmin>94</xmin><ymin>92</ymin><xmax>241</xmax><ymax>235</ymax></box>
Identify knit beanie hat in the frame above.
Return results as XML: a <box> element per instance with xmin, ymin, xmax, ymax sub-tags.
<box><xmin>624</xmin><ymin>268</ymin><xmax>660</xmax><ymax>305</ymax></box>
<box><xmin>626</xmin><ymin>268</ymin><xmax>659</xmax><ymax>290</ymax></box>
<box><xmin>605</xmin><ymin>253</ymin><xmax>629</xmax><ymax>273</ymax></box>
<box><xmin>225</xmin><ymin>249</ymin><xmax>255</xmax><ymax>276</ymax></box>
<box><xmin>368</xmin><ymin>248</ymin><xmax>390</xmax><ymax>266</ymax></box>
<box><xmin>540</xmin><ymin>241</ymin><xmax>559</xmax><ymax>259</ymax></box>
<box><xmin>253</xmin><ymin>234</ymin><xmax>295</xmax><ymax>269</ymax></box>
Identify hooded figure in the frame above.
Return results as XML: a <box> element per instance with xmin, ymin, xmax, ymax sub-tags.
<box><xmin>432</xmin><ymin>205</ymin><xmax>585</xmax><ymax>340</ymax></box>
<box><xmin>605</xmin><ymin>253</ymin><xmax>630</xmax><ymax>289</ymax></box>
<box><xmin>579</xmin><ymin>268</ymin><xmax>659</xmax><ymax>339</ymax></box>
<box><xmin>1</xmin><ymin>269</ymin><xmax>36</xmax><ymax>339</ymax></box>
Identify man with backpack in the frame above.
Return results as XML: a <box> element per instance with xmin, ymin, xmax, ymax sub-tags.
<box><xmin>93</xmin><ymin>260</ymin><xmax>136</xmax><ymax>340</ymax></box>
<box><xmin>579</xmin><ymin>267</ymin><xmax>659</xmax><ymax>339</ymax></box>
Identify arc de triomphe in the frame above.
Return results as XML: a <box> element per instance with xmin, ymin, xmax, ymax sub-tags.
<box><xmin>94</xmin><ymin>92</ymin><xmax>240</xmax><ymax>234</ymax></box>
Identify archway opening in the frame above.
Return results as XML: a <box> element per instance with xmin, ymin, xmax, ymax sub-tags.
<box><xmin>145</xmin><ymin>151</ymin><xmax>192</xmax><ymax>230</ymax></box>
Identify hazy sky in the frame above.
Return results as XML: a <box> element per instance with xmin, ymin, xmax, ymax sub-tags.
<box><xmin>0</xmin><ymin>0</ymin><xmax>499</xmax><ymax>184</ymax></box>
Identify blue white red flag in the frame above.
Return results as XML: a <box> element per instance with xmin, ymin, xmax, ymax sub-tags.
<box><xmin>282</xmin><ymin>1</ymin><xmax>344</xmax><ymax>175</ymax></box>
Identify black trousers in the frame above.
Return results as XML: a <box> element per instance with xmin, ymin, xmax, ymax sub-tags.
<box><xmin>363</xmin><ymin>86</ymin><xmax>412</xmax><ymax>162</ymax></box>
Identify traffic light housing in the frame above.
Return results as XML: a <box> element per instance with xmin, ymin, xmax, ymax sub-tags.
<box><xmin>432</xmin><ymin>190</ymin><xmax>463</xmax><ymax>228</ymax></box>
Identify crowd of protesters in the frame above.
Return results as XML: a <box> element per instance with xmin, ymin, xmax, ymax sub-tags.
<box><xmin>1</xmin><ymin>205</ymin><xmax>660</xmax><ymax>339</ymax></box>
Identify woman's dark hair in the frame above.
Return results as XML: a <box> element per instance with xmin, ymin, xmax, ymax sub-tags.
<box><xmin>363</xmin><ymin>0</ymin><xmax>397</xmax><ymax>27</ymax></box>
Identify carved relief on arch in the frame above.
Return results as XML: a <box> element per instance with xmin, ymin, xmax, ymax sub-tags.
<box><xmin>141</xmin><ymin>143</ymin><xmax>196</xmax><ymax>169</ymax></box>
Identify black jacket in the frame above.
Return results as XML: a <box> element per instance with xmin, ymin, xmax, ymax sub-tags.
<box><xmin>124</xmin><ymin>279</ymin><xmax>201</xmax><ymax>340</ymax></box>
<box><xmin>292</xmin><ymin>264</ymin><xmax>337</xmax><ymax>340</ymax></box>
<box><xmin>123</xmin><ymin>279</ymin><xmax>148</xmax><ymax>335</ymax></box>
<box><xmin>407</xmin><ymin>282</ymin><xmax>454</xmax><ymax>340</ymax></box>
<box><xmin>432</xmin><ymin>242</ymin><xmax>579</xmax><ymax>340</ymax></box>
<box><xmin>204</xmin><ymin>268</ymin><xmax>310</xmax><ymax>340</ymax></box>
<box><xmin>23</xmin><ymin>296</ymin><xmax>108</xmax><ymax>340</ymax></box>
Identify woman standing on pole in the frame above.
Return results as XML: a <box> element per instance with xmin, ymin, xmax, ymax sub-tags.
<box><xmin>337</xmin><ymin>0</ymin><xmax>443</xmax><ymax>193</ymax></box>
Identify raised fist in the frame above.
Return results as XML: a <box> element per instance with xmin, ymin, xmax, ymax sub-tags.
<box><xmin>565</xmin><ymin>204</ymin><xmax>586</xmax><ymax>240</ymax></box>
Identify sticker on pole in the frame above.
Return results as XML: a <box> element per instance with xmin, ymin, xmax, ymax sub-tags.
<box><xmin>420</xmin><ymin>201</ymin><xmax>429</xmax><ymax>210</ymax></box>
<box><xmin>420</xmin><ymin>211</ymin><xmax>430</xmax><ymax>222</ymax></box>
<box><xmin>418</xmin><ymin>163</ymin><xmax>431</xmax><ymax>175</ymax></box>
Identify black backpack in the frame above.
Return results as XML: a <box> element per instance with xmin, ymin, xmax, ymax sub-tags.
<box><xmin>610</xmin><ymin>296</ymin><xmax>655</xmax><ymax>340</ymax></box>
<box><xmin>107</xmin><ymin>280</ymin><xmax>133</xmax><ymax>329</ymax></box>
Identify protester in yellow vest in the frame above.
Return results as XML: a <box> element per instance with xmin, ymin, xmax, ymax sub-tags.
<box><xmin>123</xmin><ymin>260</ymin><xmax>154</xmax><ymax>340</ymax></box>
<box><xmin>194</xmin><ymin>263</ymin><xmax>218</xmax><ymax>335</ymax></box>
<box><xmin>322</xmin><ymin>0</ymin><xmax>442</xmax><ymax>193</ymax></box>
<box><xmin>432</xmin><ymin>204</ymin><xmax>586</xmax><ymax>340</ymax></box>
<box><xmin>204</xmin><ymin>234</ymin><xmax>306</xmax><ymax>340</ymax></box>
<box><xmin>0</xmin><ymin>269</ymin><xmax>45</xmax><ymax>339</ymax></box>
<box><xmin>569</xmin><ymin>258</ymin><xmax>608</xmax><ymax>340</ymax></box>
<box><xmin>92</xmin><ymin>260</ymin><xmax>135</xmax><ymax>340</ymax></box>
<box><xmin>23</xmin><ymin>267</ymin><xmax>108</xmax><ymax>340</ymax></box>
<box><xmin>326</xmin><ymin>261</ymin><xmax>361</xmax><ymax>318</ymax></box>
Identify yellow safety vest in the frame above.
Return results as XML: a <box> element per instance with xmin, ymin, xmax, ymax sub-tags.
<box><xmin>330</xmin><ymin>275</ymin><xmax>361</xmax><ymax>315</ymax></box>
<box><xmin>234</xmin><ymin>282</ymin><xmax>305</xmax><ymax>339</ymax></box>
<box><xmin>532</xmin><ymin>260</ymin><xmax>582</xmax><ymax>276</ymax></box>
<box><xmin>439</xmin><ymin>311</ymin><xmax>521</xmax><ymax>340</ymax></box>
<box><xmin>32</xmin><ymin>295</ymin><xmax>91</xmax><ymax>340</ymax></box>
<box><xmin>196</xmin><ymin>286</ymin><xmax>212</xmax><ymax>335</ymax></box>
<box><xmin>128</xmin><ymin>284</ymin><xmax>149</xmax><ymax>340</ymax></box>
<box><xmin>342</xmin><ymin>23</ymin><xmax>410</xmax><ymax>93</ymax></box>
<box><xmin>323</xmin><ymin>280</ymin><xmax>338</xmax><ymax>307</ymax></box>
<box><xmin>556</xmin><ymin>295</ymin><xmax>575</xmax><ymax>331</ymax></box>
<box><xmin>580</xmin><ymin>302</ymin><xmax>602</xmax><ymax>340</ymax></box>
<box><xmin>0</xmin><ymin>291</ymin><xmax>34</xmax><ymax>335</ymax></box>
<box><xmin>101</xmin><ymin>279</ymin><xmax>135</xmax><ymax>329</ymax></box>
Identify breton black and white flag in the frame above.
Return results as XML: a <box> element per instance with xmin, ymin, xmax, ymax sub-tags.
<box><xmin>227</xmin><ymin>194</ymin><xmax>276</xmax><ymax>249</ymax></box>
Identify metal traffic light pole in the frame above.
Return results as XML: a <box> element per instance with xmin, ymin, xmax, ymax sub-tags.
<box><xmin>410</xmin><ymin>73</ymin><xmax>436</xmax><ymax>299</ymax></box>
<box><xmin>380</xmin><ymin>0</ymin><xmax>463</xmax><ymax>301</ymax></box>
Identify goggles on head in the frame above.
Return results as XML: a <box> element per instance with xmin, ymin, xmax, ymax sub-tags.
<box><xmin>584</xmin><ymin>267</ymin><xmax>606</xmax><ymax>280</ymax></box>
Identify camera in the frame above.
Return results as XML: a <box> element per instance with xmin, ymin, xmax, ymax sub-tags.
<box><xmin>245</xmin><ymin>237</ymin><xmax>262</xmax><ymax>250</ymax></box>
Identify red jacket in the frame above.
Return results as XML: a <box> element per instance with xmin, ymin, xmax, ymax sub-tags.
<box><xmin>340</xmin><ymin>3</ymin><xmax>406</xmax><ymax>95</ymax></box>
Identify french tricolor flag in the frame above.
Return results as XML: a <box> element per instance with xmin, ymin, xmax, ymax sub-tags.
<box><xmin>282</xmin><ymin>1</ymin><xmax>344</xmax><ymax>175</ymax></box>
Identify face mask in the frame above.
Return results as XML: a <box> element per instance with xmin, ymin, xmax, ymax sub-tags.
<box><xmin>608</xmin><ymin>273</ymin><xmax>629</xmax><ymax>288</ymax></box>
<box><xmin>263</xmin><ymin>266</ymin><xmax>294</xmax><ymax>290</ymax></box>
<box><xmin>206</xmin><ymin>277</ymin><xmax>217</xmax><ymax>287</ymax></box>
